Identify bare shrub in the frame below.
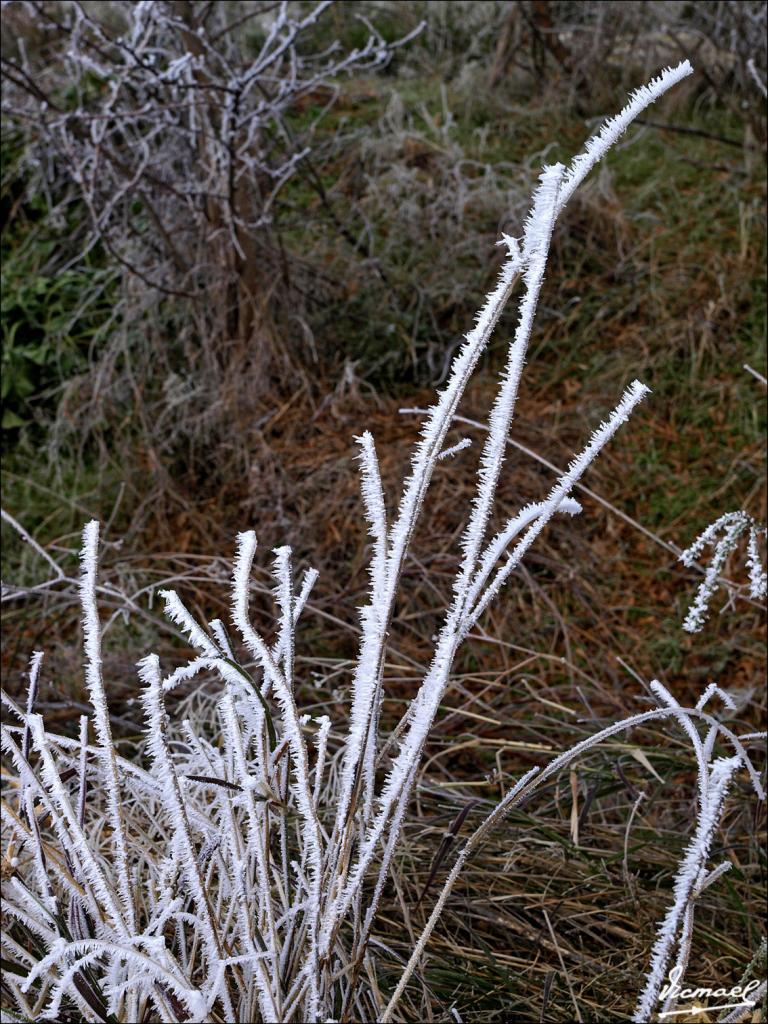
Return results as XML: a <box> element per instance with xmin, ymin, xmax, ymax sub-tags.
<box><xmin>1</xmin><ymin>1</ymin><xmax>419</xmax><ymax>439</ymax></box>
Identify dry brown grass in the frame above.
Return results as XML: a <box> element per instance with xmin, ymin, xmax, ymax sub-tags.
<box><xmin>3</xmin><ymin>368</ymin><xmax>764</xmax><ymax>1019</ymax></box>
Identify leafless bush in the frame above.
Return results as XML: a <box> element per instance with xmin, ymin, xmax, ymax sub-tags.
<box><xmin>1</xmin><ymin>1</ymin><xmax>419</xmax><ymax>442</ymax></box>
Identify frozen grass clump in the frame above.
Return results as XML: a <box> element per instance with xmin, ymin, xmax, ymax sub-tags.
<box><xmin>2</xmin><ymin>62</ymin><xmax>766</xmax><ymax>1024</ymax></box>
<box><xmin>680</xmin><ymin>510</ymin><xmax>767</xmax><ymax>633</ymax></box>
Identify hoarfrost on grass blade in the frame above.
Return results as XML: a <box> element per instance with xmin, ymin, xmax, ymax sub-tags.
<box><xmin>322</xmin><ymin>380</ymin><xmax>650</xmax><ymax>949</ymax></box>
<box><xmin>680</xmin><ymin>511</ymin><xmax>767</xmax><ymax>632</ymax></box>
<box><xmin>633</xmin><ymin>756</ymin><xmax>744</xmax><ymax>1023</ymax></box>
<box><xmin>470</xmin><ymin>380</ymin><xmax>650</xmax><ymax>628</ymax></box>
<box><xmin>79</xmin><ymin>521</ymin><xmax>136</xmax><ymax>933</ymax></box>
<box><xmin>453</xmin><ymin>163</ymin><xmax>564</xmax><ymax>616</ymax></box>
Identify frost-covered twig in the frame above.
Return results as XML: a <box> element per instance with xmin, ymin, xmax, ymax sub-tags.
<box><xmin>743</xmin><ymin>363</ymin><xmax>767</xmax><ymax>386</ymax></box>
<box><xmin>746</xmin><ymin>58</ymin><xmax>768</xmax><ymax>98</ymax></box>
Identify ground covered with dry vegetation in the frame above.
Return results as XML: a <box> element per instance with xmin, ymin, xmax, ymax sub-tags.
<box><xmin>1</xmin><ymin>3</ymin><xmax>766</xmax><ymax>1021</ymax></box>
